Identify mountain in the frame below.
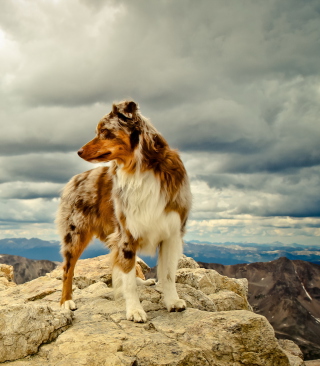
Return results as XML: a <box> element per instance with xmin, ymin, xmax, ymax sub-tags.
<box><xmin>199</xmin><ymin>257</ymin><xmax>320</xmax><ymax>361</ymax></box>
<box><xmin>0</xmin><ymin>254</ymin><xmax>57</xmax><ymax>284</ymax></box>
<box><xmin>1</xmin><ymin>238</ymin><xmax>319</xmax><ymax>267</ymax></box>
<box><xmin>0</xmin><ymin>237</ymin><xmax>109</xmax><ymax>262</ymax></box>
<box><xmin>0</xmin><ymin>238</ymin><xmax>62</xmax><ymax>261</ymax></box>
<box><xmin>184</xmin><ymin>240</ymin><xmax>320</xmax><ymax>265</ymax></box>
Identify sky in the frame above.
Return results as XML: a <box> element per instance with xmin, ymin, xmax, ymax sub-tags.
<box><xmin>0</xmin><ymin>0</ymin><xmax>319</xmax><ymax>247</ymax></box>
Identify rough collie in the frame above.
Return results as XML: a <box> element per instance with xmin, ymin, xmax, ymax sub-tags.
<box><xmin>56</xmin><ymin>100</ymin><xmax>192</xmax><ymax>322</ymax></box>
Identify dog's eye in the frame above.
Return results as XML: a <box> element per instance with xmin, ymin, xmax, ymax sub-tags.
<box><xmin>100</xmin><ymin>129</ymin><xmax>116</xmax><ymax>139</ymax></box>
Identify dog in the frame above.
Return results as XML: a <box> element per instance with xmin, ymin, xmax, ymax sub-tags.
<box><xmin>56</xmin><ymin>100</ymin><xmax>192</xmax><ymax>322</ymax></box>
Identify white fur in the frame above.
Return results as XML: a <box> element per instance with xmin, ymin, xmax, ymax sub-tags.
<box><xmin>113</xmin><ymin>264</ymin><xmax>147</xmax><ymax>322</ymax></box>
<box><xmin>61</xmin><ymin>300</ymin><xmax>77</xmax><ymax>310</ymax></box>
<box><xmin>114</xmin><ymin>167</ymin><xmax>181</xmax><ymax>255</ymax></box>
<box><xmin>157</xmin><ymin>232</ymin><xmax>186</xmax><ymax>312</ymax></box>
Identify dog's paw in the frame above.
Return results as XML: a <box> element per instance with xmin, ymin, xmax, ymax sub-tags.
<box><xmin>144</xmin><ymin>278</ymin><xmax>156</xmax><ymax>286</ymax></box>
<box><xmin>61</xmin><ymin>300</ymin><xmax>77</xmax><ymax>311</ymax></box>
<box><xmin>167</xmin><ymin>299</ymin><xmax>186</xmax><ymax>313</ymax></box>
<box><xmin>126</xmin><ymin>308</ymin><xmax>147</xmax><ymax>323</ymax></box>
<box><xmin>136</xmin><ymin>277</ymin><xmax>156</xmax><ymax>286</ymax></box>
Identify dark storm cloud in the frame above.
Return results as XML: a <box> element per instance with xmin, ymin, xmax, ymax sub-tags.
<box><xmin>1</xmin><ymin>0</ymin><xmax>319</xmax><ymax>160</ymax></box>
<box><xmin>0</xmin><ymin>104</ymin><xmax>111</xmax><ymax>156</ymax></box>
<box><xmin>222</xmin><ymin>147</ymin><xmax>320</xmax><ymax>174</ymax></box>
<box><xmin>0</xmin><ymin>0</ymin><xmax>320</xmax><ymax>241</ymax></box>
<box><xmin>235</xmin><ymin>197</ymin><xmax>320</xmax><ymax>218</ymax></box>
<box><xmin>196</xmin><ymin>166</ymin><xmax>320</xmax><ymax>218</ymax></box>
<box><xmin>0</xmin><ymin>140</ymin><xmax>77</xmax><ymax>156</ymax></box>
<box><xmin>3</xmin><ymin>0</ymin><xmax>320</xmax><ymax>108</ymax></box>
<box><xmin>0</xmin><ymin>153</ymin><xmax>94</xmax><ymax>184</ymax></box>
<box><xmin>0</xmin><ymin>182</ymin><xmax>63</xmax><ymax>200</ymax></box>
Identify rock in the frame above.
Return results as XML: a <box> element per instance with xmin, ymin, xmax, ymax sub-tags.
<box><xmin>278</xmin><ymin>339</ymin><xmax>305</xmax><ymax>366</ymax></box>
<box><xmin>1</xmin><ymin>255</ymin><xmax>304</xmax><ymax>365</ymax></box>
<box><xmin>0</xmin><ymin>275</ymin><xmax>63</xmax><ymax>308</ymax></box>
<box><xmin>208</xmin><ymin>290</ymin><xmax>250</xmax><ymax>311</ymax></box>
<box><xmin>176</xmin><ymin>283</ymin><xmax>217</xmax><ymax>312</ymax></box>
<box><xmin>176</xmin><ymin>267</ymin><xmax>252</xmax><ymax>311</ymax></box>
<box><xmin>49</xmin><ymin>254</ymin><xmax>113</xmax><ymax>286</ymax></box>
<box><xmin>150</xmin><ymin>309</ymin><xmax>291</xmax><ymax>366</ymax></box>
<box><xmin>279</xmin><ymin>339</ymin><xmax>304</xmax><ymax>360</ymax></box>
<box><xmin>0</xmin><ymin>263</ymin><xmax>14</xmax><ymax>282</ymax></box>
<box><xmin>0</xmin><ymin>264</ymin><xmax>16</xmax><ymax>291</ymax></box>
<box><xmin>177</xmin><ymin>254</ymin><xmax>200</xmax><ymax>269</ymax></box>
<box><xmin>49</xmin><ymin>254</ymin><xmax>149</xmax><ymax>287</ymax></box>
<box><xmin>136</xmin><ymin>256</ymin><xmax>151</xmax><ymax>275</ymax></box>
<box><xmin>0</xmin><ymin>303</ymin><xmax>73</xmax><ymax>363</ymax></box>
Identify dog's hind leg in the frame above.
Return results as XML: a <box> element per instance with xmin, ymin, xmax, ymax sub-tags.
<box><xmin>60</xmin><ymin>230</ymin><xmax>93</xmax><ymax>310</ymax></box>
<box><xmin>135</xmin><ymin>263</ymin><xmax>156</xmax><ymax>286</ymax></box>
<box><xmin>136</xmin><ymin>277</ymin><xmax>156</xmax><ymax>286</ymax></box>
<box><xmin>157</xmin><ymin>231</ymin><xmax>186</xmax><ymax>312</ymax></box>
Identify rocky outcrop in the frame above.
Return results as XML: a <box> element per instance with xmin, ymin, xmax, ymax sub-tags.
<box><xmin>0</xmin><ymin>304</ymin><xmax>73</xmax><ymax>363</ymax></box>
<box><xmin>0</xmin><ymin>255</ymin><xmax>305</xmax><ymax>365</ymax></box>
<box><xmin>199</xmin><ymin>257</ymin><xmax>320</xmax><ymax>360</ymax></box>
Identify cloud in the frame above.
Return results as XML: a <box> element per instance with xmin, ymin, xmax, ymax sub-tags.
<box><xmin>0</xmin><ymin>153</ymin><xmax>94</xmax><ymax>184</ymax></box>
<box><xmin>3</xmin><ymin>0</ymin><xmax>319</xmax><ymax>108</ymax></box>
<box><xmin>0</xmin><ymin>104</ymin><xmax>110</xmax><ymax>156</ymax></box>
<box><xmin>0</xmin><ymin>0</ymin><xmax>319</xmax><ymax>244</ymax></box>
<box><xmin>186</xmin><ymin>216</ymin><xmax>320</xmax><ymax>245</ymax></box>
<box><xmin>189</xmin><ymin>165</ymin><xmax>320</xmax><ymax>219</ymax></box>
<box><xmin>0</xmin><ymin>182</ymin><xmax>64</xmax><ymax>200</ymax></box>
<box><xmin>0</xmin><ymin>198</ymin><xmax>58</xmax><ymax>224</ymax></box>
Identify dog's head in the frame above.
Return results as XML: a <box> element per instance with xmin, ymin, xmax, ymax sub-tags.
<box><xmin>78</xmin><ymin>100</ymin><xmax>141</xmax><ymax>165</ymax></box>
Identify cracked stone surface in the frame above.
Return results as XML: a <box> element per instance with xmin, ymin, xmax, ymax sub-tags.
<box><xmin>0</xmin><ymin>255</ymin><xmax>304</xmax><ymax>365</ymax></box>
<box><xmin>0</xmin><ymin>304</ymin><xmax>73</xmax><ymax>363</ymax></box>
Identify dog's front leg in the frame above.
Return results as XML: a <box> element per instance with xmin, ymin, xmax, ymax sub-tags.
<box><xmin>158</xmin><ymin>234</ymin><xmax>186</xmax><ymax>312</ymax></box>
<box><xmin>111</xmin><ymin>236</ymin><xmax>147</xmax><ymax>323</ymax></box>
<box><xmin>113</xmin><ymin>263</ymin><xmax>147</xmax><ymax>323</ymax></box>
<box><xmin>123</xmin><ymin>264</ymin><xmax>147</xmax><ymax>323</ymax></box>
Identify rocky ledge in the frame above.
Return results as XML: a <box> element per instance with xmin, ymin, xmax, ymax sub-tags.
<box><xmin>0</xmin><ymin>255</ymin><xmax>305</xmax><ymax>366</ymax></box>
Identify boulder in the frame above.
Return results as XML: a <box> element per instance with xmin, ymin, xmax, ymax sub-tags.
<box><xmin>279</xmin><ymin>339</ymin><xmax>306</xmax><ymax>366</ymax></box>
<box><xmin>177</xmin><ymin>254</ymin><xmax>200</xmax><ymax>269</ymax></box>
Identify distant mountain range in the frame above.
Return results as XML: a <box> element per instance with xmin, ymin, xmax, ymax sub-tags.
<box><xmin>184</xmin><ymin>240</ymin><xmax>320</xmax><ymax>266</ymax></box>
<box><xmin>0</xmin><ymin>237</ymin><xmax>319</xmax><ymax>267</ymax></box>
<box><xmin>0</xmin><ymin>254</ymin><xmax>57</xmax><ymax>284</ymax></box>
<box><xmin>200</xmin><ymin>257</ymin><xmax>320</xmax><ymax>361</ymax></box>
<box><xmin>0</xmin><ymin>237</ymin><xmax>108</xmax><ymax>262</ymax></box>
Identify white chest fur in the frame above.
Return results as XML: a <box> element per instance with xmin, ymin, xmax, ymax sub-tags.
<box><xmin>114</xmin><ymin>168</ymin><xmax>180</xmax><ymax>253</ymax></box>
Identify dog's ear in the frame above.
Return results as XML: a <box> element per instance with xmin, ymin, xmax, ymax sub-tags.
<box><xmin>113</xmin><ymin>100</ymin><xmax>138</xmax><ymax>119</ymax></box>
<box><xmin>112</xmin><ymin>103</ymin><xmax>118</xmax><ymax>115</ymax></box>
<box><xmin>124</xmin><ymin>101</ymin><xmax>138</xmax><ymax>118</ymax></box>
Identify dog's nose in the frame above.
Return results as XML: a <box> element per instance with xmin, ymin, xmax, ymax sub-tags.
<box><xmin>77</xmin><ymin>149</ymin><xmax>84</xmax><ymax>156</ymax></box>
